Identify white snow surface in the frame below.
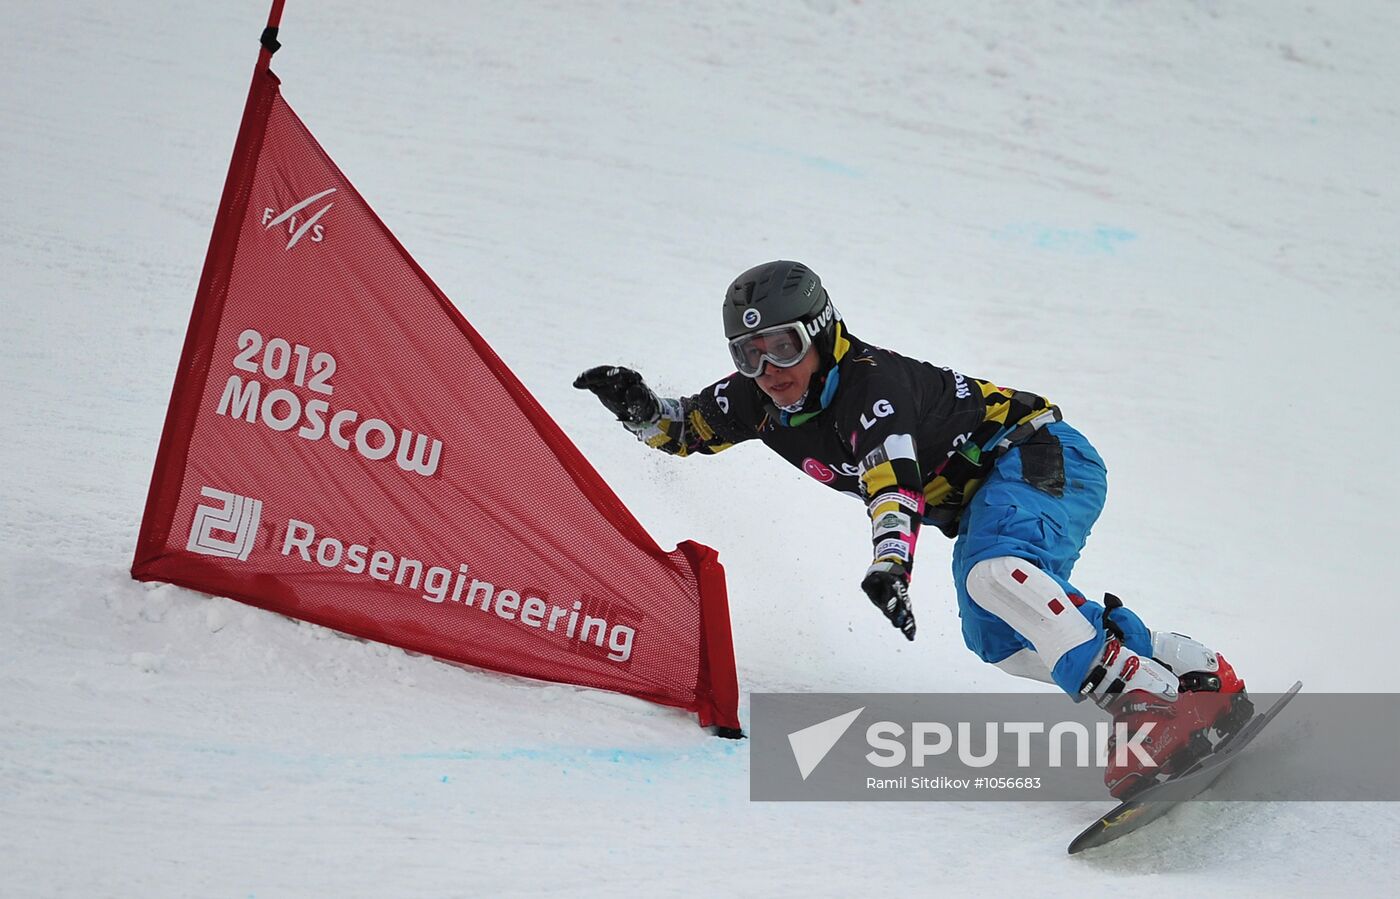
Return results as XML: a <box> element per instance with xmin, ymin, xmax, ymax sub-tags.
<box><xmin>4</xmin><ymin>0</ymin><xmax>1399</xmax><ymax>895</ymax></box>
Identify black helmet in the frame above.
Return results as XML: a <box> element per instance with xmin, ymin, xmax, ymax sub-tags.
<box><xmin>722</xmin><ymin>260</ymin><xmax>831</xmax><ymax>339</ymax></box>
<box><xmin>722</xmin><ymin>261</ymin><xmax>847</xmax><ymax>410</ymax></box>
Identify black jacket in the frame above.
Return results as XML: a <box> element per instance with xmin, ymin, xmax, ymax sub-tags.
<box><xmin>628</xmin><ymin>327</ymin><xmax>1058</xmax><ymax>575</ymax></box>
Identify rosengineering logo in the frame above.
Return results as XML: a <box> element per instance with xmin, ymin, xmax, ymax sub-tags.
<box><xmin>179</xmin><ymin>487</ymin><xmax>640</xmax><ymax>664</ymax></box>
<box><xmin>186</xmin><ymin>486</ymin><xmax>263</xmax><ymax>561</ymax></box>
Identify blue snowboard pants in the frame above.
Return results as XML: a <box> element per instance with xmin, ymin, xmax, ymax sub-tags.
<box><xmin>949</xmin><ymin>422</ymin><xmax>1152</xmax><ymax>695</ymax></box>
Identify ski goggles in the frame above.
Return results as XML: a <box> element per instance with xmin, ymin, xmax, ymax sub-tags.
<box><xmin>727</xmin><ymin>323</ymin><xmax>813</xmax><ymax>377</ymax></box>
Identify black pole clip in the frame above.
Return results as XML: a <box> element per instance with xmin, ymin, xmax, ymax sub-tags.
<box><xmin>260</xmin><ymin>26</ymin><xmax>282</xmax><ymax>54</ymax></box>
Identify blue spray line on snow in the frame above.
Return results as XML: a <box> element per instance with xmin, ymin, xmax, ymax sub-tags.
<box><xmin>401</xmin><ymin>742</ymin><xmax>744</xmax><ymax>766</ymax></box>
<box><xmin>730</xmin><ymin>140</ymin><xmax>865</xmax><ymax>178</ymax></box>
<box><xmin>408</xmin><ymin>743</ymin><xmax>746</xmax><ymax>790</ymax></box>
<box><xmin>25</xmin><ymin>734</ymin><xmax>744</xmax><ymax>775</ymax></box>
<box><xmin>992</xmin><ymin>223</ymin><xmax>1138</xmax><ymax>254</ymax></box>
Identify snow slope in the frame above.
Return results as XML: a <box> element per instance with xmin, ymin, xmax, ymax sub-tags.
<box><xmin>3</xmin><ymin>0</ymin><xmax>1398</xmax><ymax>894</ymax></box>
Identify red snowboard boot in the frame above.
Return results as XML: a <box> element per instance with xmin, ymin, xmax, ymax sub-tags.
<box><xmin>1083</xmin><ymin>629</ymin><xmax>1253</xmax><ymax>800</ymax></box>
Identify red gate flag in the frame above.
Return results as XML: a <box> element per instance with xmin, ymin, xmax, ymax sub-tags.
<box><xmin>132</xmin><ymin>12</ymin><xmax>741</xmax><ymax>733</ymax></box>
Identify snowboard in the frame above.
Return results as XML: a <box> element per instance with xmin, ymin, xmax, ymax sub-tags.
<box><xmin>1067</xmin><ymin>680</ymin><xmax>1303</xmax><ymax>854</ymax></box>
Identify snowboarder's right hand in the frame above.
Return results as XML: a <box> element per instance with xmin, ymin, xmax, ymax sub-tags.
<box><xmin>862</xmin><ymin>560</ymin><xmax>916</xmax><ymax>641</ymax></box>
<box><xmin>573</xmin><ymin>366</ymin><xmax>661</xmax><ymax>426</ymax></box>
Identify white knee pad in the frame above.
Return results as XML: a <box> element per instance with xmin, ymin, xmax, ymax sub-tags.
<box><xmin>966</xmin><ymin>557</ymin><xmax>1096</xmax><ymax>673</ymax></box>
<box><xmin>992</xmin><ymin>648</ymin><xmax>1057</xmax><ymax>685</ymax></box>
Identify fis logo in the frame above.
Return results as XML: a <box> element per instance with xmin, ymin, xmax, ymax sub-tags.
<box><xmin>186</xmin><ymin>487</ymin><xmax>263</xmax><ymax>561</ymax></box>
<box><xmin>262</xmin><ymin>188</ymin><xmax>336</xmax><ymax>250</ymax></box>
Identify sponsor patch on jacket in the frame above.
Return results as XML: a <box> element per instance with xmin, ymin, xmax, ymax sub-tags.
<box><xmin>873</xmin><ymin>511</ymin><xmax>911</xmax><ymax>535</ymax></box>
<box><xmin>868</xmin><ymin>490</ymin><xmax>922</xmax><ymax>516</ymax></box>
<box><xmin>874</xmin><ymin>537</ymin><xmax>912</xmax><ymax>562</ymax></box>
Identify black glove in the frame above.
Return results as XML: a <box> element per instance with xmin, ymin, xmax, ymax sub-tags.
<box><xmin>573</xmin><ymin>366</ymin><xmax>661</xmax><ymax>426</ymax></box>
<box><xmin>861</xmin><ymin>560</ymin><xmax>916</xmax><ymax>641</ymax></box>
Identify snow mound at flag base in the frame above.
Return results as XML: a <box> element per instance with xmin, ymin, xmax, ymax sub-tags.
<box><xmin>3</xmin><ymin>559</ymin><xmax>1394</xmax><ymax>895</ymax></box>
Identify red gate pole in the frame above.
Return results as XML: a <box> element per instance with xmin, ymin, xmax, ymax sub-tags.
<box><xmin>133</xmin><ymin>1</ymin><xmax>291</xmax><ymax>570</ymax></box>
<box><xmin>258</xmin><ymin>0</ymin><xmax>289</xmax><ymax>72</ymax></box>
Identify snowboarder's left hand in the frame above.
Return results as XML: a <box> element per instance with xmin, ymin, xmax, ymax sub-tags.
<box><xmin>862</xmin><ymin>560</ymin><xmax>916</xmax><ymax>641</ymax></box>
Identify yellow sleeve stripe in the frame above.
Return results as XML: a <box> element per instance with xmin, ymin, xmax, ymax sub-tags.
<box><xmin>922</xmin><ymin>476</ymin><xmax>983</xmax><ymax>509</ymax></box>
<box><xmin>688</xmin><ymin>409</ymin><xmax>716</xmax><ymax>443</ymax></box>
<box><xmin>923</xmin><ymin>477</ymin><xmax>954</xmax><ymax>507</ymax></box>
<box><xmin>861</xmin><ymin>461</ymin><xmax>901</xmax><ymax>498</ymax></box>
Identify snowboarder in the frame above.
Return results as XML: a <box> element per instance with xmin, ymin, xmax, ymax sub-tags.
<box><xmin>574</xmin><ymin>260</ymin><xmax>1251</xmax><ymax>798</ymax></box>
